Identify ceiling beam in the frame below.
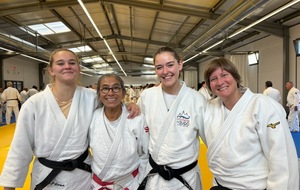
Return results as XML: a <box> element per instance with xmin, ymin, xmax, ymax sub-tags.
<box><xmin>101</xmin><ymin>0</ymin><xmax>220</xmax><ymax>19</ymax></box>
<box><xmin>0</xmin><ymin>0</ymin><xmax>220</xmax><ymax>20</ymax></box>
<box><xmin>41</xmin><ymin>34</ymin><xmax>185</xmax><ymax>49</ymax></box>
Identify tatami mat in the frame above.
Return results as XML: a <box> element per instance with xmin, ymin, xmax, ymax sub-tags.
<box><xmin>0</xmin><ymin>124</ymin><xmax>213</xmax><ymax>190</ymax></box>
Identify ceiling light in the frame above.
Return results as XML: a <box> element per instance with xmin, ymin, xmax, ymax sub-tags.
<box><xmin>184</xmin><ymin>0</ymin><xmax>300</xmax><ymax>63</ymax></box>
<box><xmin>93</xmin><ymin>63</ymin><xmax>109</xmax><ymax>68</ymax></box>
<box><xmin>80</xmin><ymin>72</ymin><xmax>92</xmax><ymax>77</ymax></box>
<box><xmin>144</xmin><ymin>57</ymin><xmax>153</xmax><ymax>63</ymax></box>
<box><xmin>228</xmin><ymin>0</ymin><xmax>300</xmax><ymax>39</ymax></box>
<box><xmin>69</xmin><ymin>46</ymin><xmax>92</xmax><ymax>53</ymax></box>
<box><xmin>143</xmin><ymin>64</ymin><xmax>155</xmax><ymax>68</ymax></box>
<box><xmin>142</xmin><ymin>71</ymin><xmax>156</xmax><ymax>74</ymax></box>
<box><xmin>20</xmin><ymin>54</ymin><xmax>48</xmax><ymax>64</ymax></box>
<box><xmin>77</xmin><ymin>0</ymin><xmax>127</xmax><ymax>76</ymax></box>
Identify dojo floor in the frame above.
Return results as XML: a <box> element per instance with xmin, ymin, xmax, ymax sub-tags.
<box><xmin>0</xmin><ymin>124</ymin><xmax>213</xmax><ymax>190</ymax></box>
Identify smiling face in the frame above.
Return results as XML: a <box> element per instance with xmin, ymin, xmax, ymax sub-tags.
<box><xmin>98</xmin><ymin>75</ymin><xmax>125</xmax><ymax>109</ymax></box>
<box><xmin>154</xmin><ymin>48</ymin><xmax>183</xmax><ymax>94</ymax></box>
<box><xmin>48</xmin><ymin>49</ymin><xmax>80</xmax><ymax>85</ymax></box>
<box><xmin>204</xmin><ymin>58</ymin><xmax>242</xmax><ymax>103</ymax></box>
<box><xmin>209</xmin><ymin>67</ymin><xmax>239</xmax><ymax>100</ymax></box>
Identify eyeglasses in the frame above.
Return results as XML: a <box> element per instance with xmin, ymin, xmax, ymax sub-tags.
<box><xmin>100</xmin><ymin>86</ymin><xmax>122</xmax><ymax>94</ymax></box>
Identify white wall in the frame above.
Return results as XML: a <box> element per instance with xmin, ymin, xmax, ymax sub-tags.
<box><xmin>198</xmin><ymin>35</ymin><xmax>284</xmax><ymax>103</ymax></box>
<box><xmin>236</xmin><ymin>35</ymin><xmax>283</xmax><ymax>94</ymax></box>
<box><xmin>2</xmin><ymin>55</ymin><xmax>39</xmax><ymax>89</ymax></box>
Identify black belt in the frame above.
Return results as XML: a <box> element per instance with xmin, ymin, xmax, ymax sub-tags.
<box><xmin>210</xmin><ymin>179</ymin><xmax>231</xmax><ymax>190</ymax></box>
<box><xmin>34</xmin><ymin>148</ymin><xmax>91</xmax><ymax>190</ymax></box>
<box><xmin>211</xmin><ymin>178</ymin><xmax>266</xmax><ymax>190</ymax></box>
<box><xmin>138</xmin><ymin>154</ymin><xmax>197</xmax><ymax>190</ymax></box>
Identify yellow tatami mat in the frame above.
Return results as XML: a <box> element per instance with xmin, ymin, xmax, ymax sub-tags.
<box><xmin>0</xmin><ymin>124</ymin><xmax>213</xmax><ymax>190</ymax></box>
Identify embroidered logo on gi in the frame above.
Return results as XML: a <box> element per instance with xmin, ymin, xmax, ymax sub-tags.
<box><xmin>176</xmin><ymin>111</ymin><xmax>190</xmax><ymax>127</ymax></box>
<box><xmin>267</xmin><ymin>121</ymin><xmax>280</xmax><ymax>129</ymax></box>
<box><xmin>144</xmin><ymin>126</ymin><xmax>149</xmax><ymax>133</ymax></box>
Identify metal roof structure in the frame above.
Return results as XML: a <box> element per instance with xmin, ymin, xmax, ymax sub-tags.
<box><xmin>0</xmin><ymin>0</ymin><xmax>300</xmax><ymax>76</ymax></box>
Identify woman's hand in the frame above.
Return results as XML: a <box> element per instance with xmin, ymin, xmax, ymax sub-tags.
<box><xmin>126</xmin><ymin>102</ymin><xmax>141</xmax><ymax>118</ymax></box>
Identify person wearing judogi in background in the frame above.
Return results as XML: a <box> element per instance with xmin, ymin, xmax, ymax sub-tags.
<box><xmin>0</xmin><ymin>81</ymin><xmax>22</xmax><ymax>125</ymax></box>
<box><xmin>204</xmin><ymin>58</ymin><xmax>298</xmax><ymax>190</ymax></box>
<box><xmin>198</xmin><ymin>81</ymin><xmax>212</xmax><ymax>100</ymax></box>
<box><xmin>286</xmin><ymin>81</ymin><xmax>300</xmax><ymax>132</ymax></box>
<box><xmin>27</xmin><ymin>85</ymin><xmax>39</xmax><ymax>97</ymax></box>
<box><xmin>263</xmin><ymin>80</ymin><xmax>281</xmax><ymax>103</ymax></box>
<box><xmin>89</xmin><ymin>74</ymin><xmax>149</xmax><ymax>190</ymax></box>
<box><xmin>0</xmin><ymin>49</ymin><xmax>140</xmax><ymax>190</ymax></box>
<box><xmin>19</xmin><ymin>87</ymin><xmax>29</xmax><ymax>108</ymax></box>
<box><xmin>137</xmin><ymin>46</ymin><xmax>207</xmax><ymax>190</ymax></box>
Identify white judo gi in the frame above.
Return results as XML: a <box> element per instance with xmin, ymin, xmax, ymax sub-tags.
<box><xmin>204</xmin><ymin>88</ymin><xmax>299</xmax><ymax>190</ymax></box>
<box><xmin>198</xmin><ymin>86</ymin><xmax>211</xmax><ymax>100</ymax></box>
<box><xmin>89</xmin><ymin>105</ymin><xmax>149</xmax><ymax>190</ymax></box>
<box><xmin>1</xmin><ymin>86</ymin><xmax>22</xmax><ymax>124</ymax></box>
<box><xmin>262</xmin><ymin>86</ymin><xmax>281</xmax><ymax>103</ymax></box>
<box><xmin>0</xmin><ymin>84</ymin><xmax>98</xmax><ymax>190</ymax></box>
<box><xmin>138</xmin><ymin>81</ymin><xmax>207</xmax><ymax>190</ymax></box>
<box><xmin>286</xmin><ymin>86</ymin><xmax>300</xmax><ymax>132</ymax></box>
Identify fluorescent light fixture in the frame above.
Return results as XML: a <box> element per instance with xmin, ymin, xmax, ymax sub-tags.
<box><xmin>28</xmin><ymin>21</ymin><xmax>71</xmax><ymax>35</ymax></box>
<box><xmin>80</xmin><ymin>72</ymin><xmax>93</xmax><ymax>77</ymax></box>
<box><xmin>202</xmin><ymin>39</ymin><xmax>225</xmax><ymax>52</ymax></box>
<box><xmin>183</xmin><ymin>53</ymin><xmax>201</xmax><ymax>63</ymax></box>
<box><xmin>142</xmin><ymin>71</ymin><xmax>156</xmax><ymax>74</ymax></box>
<box><xmin>20</xmin><ymin>54</ymin><xmax>48</xmax><ymax>64</ymax></box>
<box><xmin>93</xmin><ymin>63</ymin><xmax>109</xmax><ymax>68</ymax></box>
<box><xmin>0</xmin><ymin>46</ymin><xmax>48</xmax><ymax>63</ymax></box>
<box><xmin>228</xmin><ymin>0</ymin><xmax>300</xmax><ymax>39</ymax></box>
<box><xmin>248</xmin><ymin>52</ymin><xmax>259</xmax><ymax>65</ymax></box>
<box><xmin>97</xmin><ymin>71</ymin><xmax>116</xmax><ymax>75</ymax></box>
<box><xmin>184</xmin><ymin>0</ymin><xmax>300</xmax><ymax>63</ymax></box>
<box><xmin>19</xmin><ymin>27</ymin><xmax>36</xmax><ymax>36</ymax></box>
<box><xmin>69</xmin><ymin>46</ymin><xmax>92</xmax><ymax>53</ymax></box>
<box><xmin>144</xmin><ymin>57</ymin><xmax>153</xmax><ymax>64</ymax></box>
<box><xmin>143</xmin><ymin>64</ymin><xmax>155</xmax><ymax>68</ymax></box>
<box><xmin>0</xmin><ymin>47</ymin><xmax>14</xmax><ymax>52</ymax></box>
<box><xmin>81</xmin><ymin>56</ymin><xmax>104</xmax><ymax>64</ymax></box>
<box><xmin>78</xmin><ymin>0</ymin><xmax>127</xmax><ymax>76</ymax></box>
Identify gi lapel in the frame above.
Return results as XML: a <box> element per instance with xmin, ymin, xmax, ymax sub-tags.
<box><xmin>152</xmin><ymin>82</ymin><xmax>187</xmax><ymax>160</ymax></box>
<box><xmin>207</xmin><ymin>89</ymin><xmax>252</xmax><ymax>161</ymax></box>
<box><xmin>46</xmin><ymin>85</ymin><xmax>82</xmax><ymax>160</ymax></box>
<box><xmin>98</xmin><ymin>105</ymin><xmax>127</xmax><ymax>179</ymax></box>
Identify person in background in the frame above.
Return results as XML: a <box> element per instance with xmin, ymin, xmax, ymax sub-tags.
<box><xmin>198</xmin><ymin>81</ymin><xmax>212</xmax><ymax>100</ymax></box>
<box><xmin>0</xmin><ymin>81</ymin><xmax>22</xmax><ymax>125</ymax></box>
<box><xmin>204</xmin><ymin>58</ymin><xmax>298</xmax><ymax>190</ymax></box>
<box><xmin>285</xmin><ymin>81</ymin><xmax>300</xmax><ymax>132</ymax></box>
<box><xmin>128</xmin><ymin>85</ymin><xmax>136</xmax><ymax>103</ymax></box>
<box><xmin>0</xmin><ymin>49</ymin><xmax>140</xmax><ymax>190</ymax></box>
<box><xmin>263</xmin><ymin>80</ymin><xmax>281</xmax><ymax>103</ymax></box>
<box><xmin>19</xmin><ymin>87</ymin><xmax>29</xmax><ymax>106</ymax></box>
<box><xmin>137</xmin><ymin>46</ymin><xmax>207</xmax><ymax>190</ymax></box>
<box><xmin>27</xmin><ymin>85</ymin><xmax>39</xmax><ymax>97</ymax></box>
<box><xmin>89</xmin><ymin>74</ymin><xmax>148</xmax><ymax>190</ymax></box>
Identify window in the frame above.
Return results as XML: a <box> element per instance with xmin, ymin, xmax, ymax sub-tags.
<box><xmin>248</xmin><ymin>52</ymin><xmax>259</xmax><ymax>65</ymax></box>
<box><xmin>27</xmin><ymin>21</ymin><xmax>71</xmax><ymax>35</ymax></box>
<box><xmin>294</xmin><ymin>38</ymin><xmax>300</xmax><ymax>56</ymax></box>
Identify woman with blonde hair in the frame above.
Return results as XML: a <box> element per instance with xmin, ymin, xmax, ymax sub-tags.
<box><xmin>0</xmin><ymin>49</ymin><xmax>139</xmax><ymax>190</ymax></box>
